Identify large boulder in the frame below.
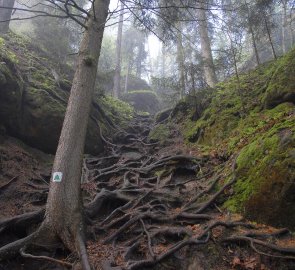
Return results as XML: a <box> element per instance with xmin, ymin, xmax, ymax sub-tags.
<box><xmin>0</xmin><ymin>64</ymin><xmax>104</xmax><ymax>154</ymax></box>
<box><xmin>224</xmin><ymin>104</ymin><xmax>295</xmax><ymax>228</ymax></box>
<box><xmin>123</xmin><ymin>90</ymin><xmax>160</xmax><ymax>114</ymax></box>
<box><xmin>124</xmin><ymin>75</ymin><xmax>151</xmax><ymax>92</ymax></box>
<box><xmin>164</xmin><ymin>47</ymin><xmax>295</xmax><ymax>229</ymax></box>
<box><xmin>0</xmin><ymin>33</ymin><xmax>131</xmax><ymax>155</ymax></box>
<box><xmin>264</xmin><ymin>48</ymin><xmax>295</xmax><ymax>109</ymax></box>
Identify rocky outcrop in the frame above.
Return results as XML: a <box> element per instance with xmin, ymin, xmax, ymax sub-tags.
<box><xmin>224</xmin><ymin>103</ymin><xmax>295</xmax><ymax>228</ymax></box>
<box><xmin>263</xmin><ymin>47</ymin><xmax>295</xmax><ymax>108</ymax></box>
<box><xmin>122</xmin><ymin>90</ymin><xmax>160</xmax><ymax>114</ymax></box>
<box><xmin>154</xmin><ymin>47</ymin><xmax>295</xmax><ymax>229</ymax></box>
<box><xmin>0</xmin><ymin>33</ymin><xmax>128</xmax><ymax>155</ymax></box>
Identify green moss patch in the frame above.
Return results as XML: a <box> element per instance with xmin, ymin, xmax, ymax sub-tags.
<box><xmin>99</xmin><ymin>95</ymin><xmax>134</xmax><ymax>126</ymax></box>
<box><xmin>264</xmin><ymin>48</ymin><xmax>295</xmax><ymax>108</ymax></box>
<box><xmin>165</xmin><ymin>48</ymin><xmax>295</xmax><ymax>228</ymax></box>
<box><xmin>224</xmin><ymin>118</ymin><xmax>295</xmax><ymax>228</ymax></box>
<box><xmin>148</xmin><ymin>124</ymin><xmax>170</xmax><ymax>145</ymax></box>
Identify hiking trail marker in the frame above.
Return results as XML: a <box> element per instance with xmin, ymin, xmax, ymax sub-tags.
<box><xmin>52</xmin><ymin>172</ymin><xmax>63</xmax><ymax>182</ymax></box>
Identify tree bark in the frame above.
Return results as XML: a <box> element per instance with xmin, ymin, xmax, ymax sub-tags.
<box><xmin>136</xmin><ymin>41</ymin><xmax>144</xmax><ymax>79</ymax></box>
<box><xmin>176</xmin><ymin>23</ymin><xmax>185</xmax><ymax>99</ymax></box>
<box><xmin>113</xmin><ymin>0</ymin><xmax>124</xmax><ymax>98</ymax></box>
<box><xmin>244</xmin><ymin>1</ymin><xmax>260</xmax><ymax>65</ymax></box>
<box><xmin>249</xmin><ymin>23</ymin><xmax>260</xmax><ymax>65</ymax></box>
<box><xmin>0</xmin><ymin>0</ymin><xmax>15</xmax><ymax>34</ymax></box>
<box><xmin>124</xmin><ymin>57</ymin><xmax>131</xmax><ymax>93</ymax></box>
<box><xmin>281</xmin><ymin>1</ymin><xmax>287</xmax><ymax>54</ymax></box>
<box><xmin>161</xmin><ymin>43</ymin><xmax>166</xmax><ymax>78</ymax></box>
<box><xmin>43</xmin><ymin>0</ymin><xmax>110</xmax><ymax>252</ymax></box>
<box><xmin>190</xmin><ymin>64</ymin><xmax>196</xmax><ymax>96</ymax></box>
<box><xmin>227</xmin><ymin>32</ymin><xmax>246</xmax><ymax>115</ymax></box>
<box><xmin>264</xmin><ymin>18</ymin><xmax>277</xmax><ymax>60</ymax></box>
<box><xmin>196</xmin><ymin>1</ymin><xmax>217</xmax><ymax>87</ymax></box>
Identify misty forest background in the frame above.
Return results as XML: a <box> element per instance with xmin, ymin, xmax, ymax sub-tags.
<box><xmin>5</xmin><ymin>0</ymin><xmax>295</xmax><ymax>107</ymax></box>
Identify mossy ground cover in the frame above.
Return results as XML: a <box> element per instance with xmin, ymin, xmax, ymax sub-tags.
<box><xmin>160</xmin><ymin>47</ymin><xmax>295</xmax><ymax>228</ymax></box>
<box><xmin>99</xmin><ymin>95</ymin><xmax>134</xmax><ymax>127</ymax></box>
<box><xmin>148</xmin><ymin>123</ymin><xmax>171</xmax><ymax>145</ymax></box>
<box><xmin>224</xmin><ymin>111</ymin><xmax>295</xmax><ymax>227</ymax></box>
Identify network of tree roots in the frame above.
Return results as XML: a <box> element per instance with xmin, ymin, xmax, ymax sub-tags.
<box><xmin>0</xmin><ymin>115</ymin><xmax>295</xmax><ymax>270</ymax></box>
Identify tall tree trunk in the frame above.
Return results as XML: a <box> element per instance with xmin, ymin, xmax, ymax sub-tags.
<box><xmin>281</xmin><ymin>1</ymin><xmax>287</xmax><ymax>54</ymax></box>
<box><xmin>227</xmin><ymin>32</ymin><xmax>246</xmax><ymax>116</ymax></box>
<box><xmin>196</xmin><ymin>1</ymin><xmax>217</xmax><ymax>87</ymax></box>
<box><xmin>113</xmin><ymin>0</ymin><xmax>124</xmax><ymax>98</ymax></box>
<box><xmin>43</xmin><ymin>0</ymin><xmax>110</xmax><ymax>253</ymax></box>
<box><xmin>125</xmin><ymin>57</ymin><xmax>131</xmax><ymax>93</ymax></box>
<box><xmin>289</xmin><ymin>16</ymin><xmax>294</xmax><ymax>47</ymax></box>
<box><xmin>161</xmin><ymin>43</ymin><xmax>166</xmax><ymax>78</ymax></box>
<box><xmin>249</xmin><ymin>23</ymin><xmax>260</xmax><ymax>65</ymax></box>
<box><xmin>0</xmin><ymin>0</ymin><xmax>15</xmax><ymax>34</ymax></box>
<box><xmin>136</xmin><ymin>41</ymin><xmax>144</xmax><ymax>78</ymax></box>
<box><xmin>244</xmin><ymin>0</ymin><xmax>260</xmax><ymax>65</ymax></box>
<box><xmin>190</xmin><ymin>64</ymin><xmax>196</xmax><ymax>96</ymax></box>
<box><xmin>176</xmin><ymin>23</ymin><xmax>185</xmax><ymax>99</ymax></box>
<box><xmin>264</xmin><ymin>17</ymin><xmax>277</xmax><ymax>59</ymax></box>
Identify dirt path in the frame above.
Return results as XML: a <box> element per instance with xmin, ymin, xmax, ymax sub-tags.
<box><xmin>0</xmin><ymin>115</ymin><xmax>295</xmax><ymax>270</ymax></box>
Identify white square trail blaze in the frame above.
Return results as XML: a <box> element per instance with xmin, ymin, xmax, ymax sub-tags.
<box><xmin>52</xmin><ymin>172</ymin><xmax>63</xmax><ymax>182</ymax></box>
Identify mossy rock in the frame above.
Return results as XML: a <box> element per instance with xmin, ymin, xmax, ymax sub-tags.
<box><xmin>224</xmin><ymin>105</ymin><xmax>295</xmax><ymax>228</ymax></box>
<box><xmin>155</xmin><ymin>108</ymin><xmax>172</xmax><ymax>123</ymax></box>
<box><xmin>0</xmin><ymin>33</ymin><xmax>133</xmax><ymax>155</ymax></box>
<box><xmin>18</xmin><ymin>87</ymin><xmax>66</xmax><ymax>153</ymax></box>
<box><xmin>123</xmin><ymin>90</ymin><xmax>160</xmax><ymax>114</ymax></box>
<box><xmin>177</xmin><ymin>48</ymin><xmax>295</xmax><ymax>150</ymax></box>
<box><xmin>166</xmin><ymin>47</ymin><xmax>295</xmax><ymax>229</ymax></box>
<box><xmin>264</xmin><ymin>48</ymin><xmax>295</xmax><ymax>109</ymax></box>
<box><xmin>124</xmin><ymin>75</ymin><xmax>151</xmax><ymax>92</ymax></box>
<box><xmin>0</xmin><ymin>61</ymin><xmax>23</xmax><ymax>130</ymax></box>
<box><xmin>171</xmin><ymin>99</ymin><xmax>191</xmax><ymax>119</ymax></box>
<box><xmin>148</xmin><ymin>123</ymin><xmax>170</xmax><ymax>145</ymax></box>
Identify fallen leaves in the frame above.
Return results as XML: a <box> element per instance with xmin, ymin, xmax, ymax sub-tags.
<box><xmin>231</xmin><ymin>256</ymin><xmax>269</xmax><ymax>270</ymax></box>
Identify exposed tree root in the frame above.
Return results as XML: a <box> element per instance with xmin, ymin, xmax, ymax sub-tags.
<box><xmin>76</xmin><ymin>230</ymin><xmax>92</xmax><ymax>270</ymax></box>
<box><xmin>20</xmin><ymin>247</ymin><xmax>73</xmax><ymax>268</ymax></box>
<box><xmin>224</xmin><ymin>235</ymin><xmax>295</xmax><ymax>259</ymax></box>
<box><xmin>0</xmin><ymin>176</ymin><xmax>19</xmax><ymax>193</ymax></box>
<box><xmin>0</xmin><ymin>230</ymin><xmax>39</xmax><ymax>260</ymax></box>
<box><xmin>0</xmin><ymin>209</ymin><xmax>45</xmax><ymax>234</ymax></box>
<box><xmin>1</xmin><ymin>115</ymin><xmax>295</xmax><ymax>270</ymax></box>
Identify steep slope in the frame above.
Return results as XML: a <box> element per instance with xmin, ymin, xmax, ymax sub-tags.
<box><xmin>152</xmin><ymin>47</ymin><xmax>295</xmax><ymax>229</ymax></box>
<box><xmin>0</xmin><ymin>33</ymin><xmax>133</xmax><ymax>154</ymax></box>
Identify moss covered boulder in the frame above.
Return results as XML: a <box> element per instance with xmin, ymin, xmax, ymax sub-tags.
<box><xmin>224</xmin><ymin>103</ymin><xmax>295</xmax><ymax>228</ymax></box>
<box><xmin>123</xmin><ymin>90</ymin><xmax>160</xmax><ymax>114</ymax></box>
<box><xmin>161</xmin><ymin>47</ymin><xmax>295</xmax><ymax>229</ymax></box>
<box><xmin>148</xmin><ymin>123</ymin><xmax>171</xmax><ymax>145</ymax></box>
<box><xmin>0</xmin><ymin>33</ymin><xmax>133</xmax><ymax>155</ymax></box>
<box><xmin>0</xmin><ymin>61</ymin><xmax>23</xmax><ymax>129</ymax></box>
<box><xmin>264</xmin><ymin>48</ymin><xmax>295</xmax><ymax>109</ymax></box>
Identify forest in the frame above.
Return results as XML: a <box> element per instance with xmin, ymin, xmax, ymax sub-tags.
<box><xmin>0</xmin><ymin>0</ymin><xmax>294</xmax><ymax>269</ymax></box>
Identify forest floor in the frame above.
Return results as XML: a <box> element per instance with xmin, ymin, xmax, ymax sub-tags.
<box><xmin>0</xmin><ymin>115</ymin><xmax>295</xmax><ymax>270</ymax></box>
